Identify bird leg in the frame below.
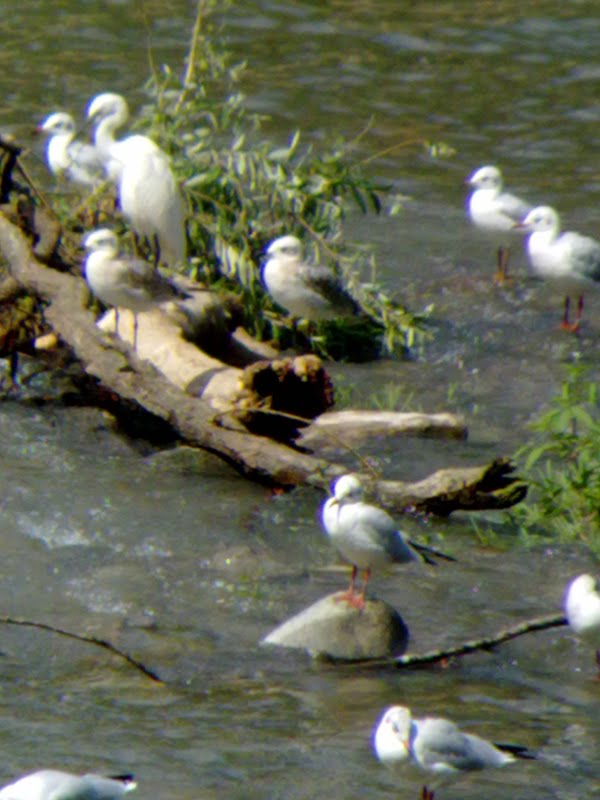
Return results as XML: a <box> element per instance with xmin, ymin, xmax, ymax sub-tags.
<box><xmin>421</xmin><ymin>786</ymin><xmax>434</xmax><ymax>800</ymax></box>
<box><xmin>357</xmin><ymin>567</ymin><xmax>372</xmax><ymax>607</ymax></box>
<box><xmin>133</xmin><ymin>312</ymin><xmax>138</xmax><ymax>351</ymax></box>
<box><xmin>334</xmin><ymin>565</ymin><xmax>365</xmax><ymax>609</ymax></box>
<box><xmin>152</xmin><ymin>234</ymin><xmax>161</xmax><ymax>270</ymax></box>
<box><xmin>114</xmin><ymin>307</ymin><xmax>120</xmax><ymax>339</ymax></box>
<box><xmin>560</xmin><ymin>295</ymin><xmax>582</xmax><ymax>334</ymax></box>
<box><xmin>493</xmin><ymin>246</ymin><xmax>510</xmax><ymax>286</ymax></box>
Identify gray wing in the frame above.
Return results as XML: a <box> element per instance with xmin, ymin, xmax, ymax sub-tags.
<box><xmin>414</xmin><ymin>719</ymin><xmax>502</xmax><ymax>772</ymax></box>
<box><xmin>562</xmin><ymin>232</ymin><xmax>600</xmax><ymax>282</ymax></box>
<box><xmin>303</xmin><ymin>264</ymin><xmax>360</xmax><ymax>316</ymax></box>
<box><xmin>496</xmin><ymin>191</ymin><xmax>530</xmax><ymax>223</ymax></box>
<box><xmin>124</xmin><ymin>259</ymin><xmax>187</xmax><ymax>304</ymax></box>
<box><xmin>67</xmin><ymin>141</ymin><xmax>104</xmax><ymax>185</ymax></box>
<box><xmin>351</xmin><ymin>504</ymin><xmax>419</xmax><ymax>564</ymax></box>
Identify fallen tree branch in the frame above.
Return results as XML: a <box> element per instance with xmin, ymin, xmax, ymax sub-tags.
<box><xmin>0</xmin><ymin>615</ymin><xmax>163</xmax><ymax>683</ymax></box>
<box><xmin>337</xmin><ymin>612</ymin><xmax>566</xmax><ymax>668</ymax></box>
<box><xmin>0</xmin><ymin>210</ymin><xmax>527</xmax><ymax>511</ymax></box>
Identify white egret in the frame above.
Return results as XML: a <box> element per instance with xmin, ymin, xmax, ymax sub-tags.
<box><xmin>515</xmin><ymin>205</ymin><xmax>600</xmax><ymax>332</ymax></box>
<box><xmin>87</xmin><ymin>92</ymin><xmax>186</xmax><ymax>268</ymax></box>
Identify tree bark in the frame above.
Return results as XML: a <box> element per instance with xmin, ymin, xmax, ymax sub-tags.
<box><xmin>0</xmin><ymin>210</ymin><xmax>527</xmax><ymax>511</ymax></box>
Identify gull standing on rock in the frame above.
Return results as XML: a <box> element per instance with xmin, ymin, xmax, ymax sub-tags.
<box><xmin>515</xmin><ymin>205</ymin><xmax>600</xmax><ymax>332</ymax></box>
<box><xmin>38</xmin><ymin>112</ymin><xmax>103</xmax><ymax>187</ymax></box>
<box><xmin>564</xmin><ymin>573</ymin><xmax>600</xmax><ymax>671</ymax></box>
<box><xmin>466</xmin><ymin>165</ymin><xmax>531</xmax><ymax>284</ymax></box>
<box><xmin>0</xmin><ymin>770</ymin><xmax>136</xmax><ymax>800</ymax></box>
<box><xmin>321</xmin><ymin>474</ymin><xmax>452</xmax><ymax>609</ymax></box>
<box><xmin>87</xmin><ymin>92</ymin><xmax>186</xmax><ymax>268</ymax></box>
<box><xmin>262</xmin><ymin>235</ymin><xmax>360</xmax><ymax>321</ymax></box>
<box><xmin>83</xmin><ymin>228</ymin><xmax>187</xmax><ymax>349</ymax></box>
<box><xmin>373</xmin><ymin>705</ymin><xmax>534</xmax><ymax>799</ymax></box>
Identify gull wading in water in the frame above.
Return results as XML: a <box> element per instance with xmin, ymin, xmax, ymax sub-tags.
<box><xmin>515</xmin><ymin>205</ymin><xmax>600</xmax><ymax>332</ymax></box>
<box><xmin>0</xmin><ymin>770</ymin><xmax>136</xmax><ymax>800</ymax></box>
<box><xmin>373</xmin><ymin>705</ymin><xmax>535</xmax><ymax>800</ymax></box>
<box><xmin>321</xmin><ymin>474</ymin><xmax>453</xmax><ymax>609</ymax></box>
<box><xmin>38</xmin><ymin>112</ymin><xmax>103</xmax><ymax>187</ymax></box>
<box><xmin>564</xmin><ymin>573</ymin><xmax>600</xmax><ymax>671</ymax></box>
<box><xmin>466</xmin><ymin>165</ymin><xmax>531</xmax><ymax>284</ymax></box>
<box><xmin>83</xmin><ymin>228</ymin><xmax>187</xmax><ymax>349</ymax></box>
<box><xmin>262</xmin><ymin>235</ymin><xmax>360</xmax><ymax>322</ymax></box>
<box><xmin>87</xmin><ymin>92</ymin><xmax>186</xmax><ymax>268</ymax></box>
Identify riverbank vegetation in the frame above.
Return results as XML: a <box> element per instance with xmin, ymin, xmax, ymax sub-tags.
<box><xmin>509</xmin><ymin>363</ymin><xmax>600</xmax><ymax>554</ymax></box>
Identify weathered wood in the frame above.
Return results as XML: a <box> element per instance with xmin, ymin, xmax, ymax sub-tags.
<box><xmin>0</xmin><ymin>211</ymin><xmax>527</xmax><ymax>511</ymax></box>
<box><xmin>299</xmin><ymin>409</ymin><xmax>467</xmax><ymax>449</ymax></box>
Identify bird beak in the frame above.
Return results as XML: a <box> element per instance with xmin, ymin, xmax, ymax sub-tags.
<box><xmin>512</xmin><ymin>221</ymin><xmax>526</xmax><ymax>230</ymax></box>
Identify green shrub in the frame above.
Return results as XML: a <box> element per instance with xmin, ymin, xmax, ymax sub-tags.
<box><xmin>509</xmin><ymin>363</ymin><xmax>600</xmax><ymax>552</ymax></box>
<box><xmin>133</xmin><ymin>0</ymin><xmax>429</xmax><ymax>358</ymax></box>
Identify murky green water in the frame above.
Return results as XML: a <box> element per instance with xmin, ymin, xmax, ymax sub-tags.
<box><xmin>0</xmin><ymin>2</ymin><xmax>599</xmax><ymax>798</ymax></box>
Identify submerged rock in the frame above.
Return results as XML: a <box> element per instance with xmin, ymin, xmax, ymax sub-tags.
<box><xmin>261</xmin><ymin>592</ymin><xmax>409</xmax><ymax>661</ymax></box>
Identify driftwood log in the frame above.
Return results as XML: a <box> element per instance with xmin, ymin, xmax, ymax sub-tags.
<box><xmin>0</xmin><ymin>200</ymin><xmax>527</xmax><ymax>511</ymax></box>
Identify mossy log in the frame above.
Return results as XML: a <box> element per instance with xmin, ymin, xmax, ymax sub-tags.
<box><xmin>0</xmin><ymin>209</ymin><xmax>527</xmax><ymax>512</ymax></box>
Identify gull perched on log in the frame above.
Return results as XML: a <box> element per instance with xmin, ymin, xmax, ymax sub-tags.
<box><xmin>466</xmin><ymin>165</ymin><xmax>531</xmax><ymax>284</ymax></box>
<box><xmin>564</xmin><ymin>573</ymin><xmax>600</xmax><ymax>671</ymax></box>
<box><xmin>83</xmin><ymin>228</ymin><xmax>187</xmax><ymax>348</ymax></box>
<box><xmin>0</xmin><ymin>770</ymin><xmax>136</xmax><ymax>800</ymax></box>
<box><xmin>321</xmin><ymin>474</ymin><xmax>453</xmax><ymax>609</ymax></box>
<box><xmin>515</xmin><ymin>205</ymin><xmax>600</xmax><ymax>332</ymax></box>
<box><xmin>38</xmin><ymin>112</ymin><xmax>103</xmax><ymax>187</ymax></box>
<box><xmin>87</xmin><ymin>92</ymin><xmax>186</xmax><ymax>268</ymax></box>
<box><xmin>373</xmin><ymin>705</ymin><xmax>534</xmax><ymax>799</ymax></box>
<box><xmin>262</xmin><ymin>235</ymin><xmax>360</xmax><ymax>321</ymax></box>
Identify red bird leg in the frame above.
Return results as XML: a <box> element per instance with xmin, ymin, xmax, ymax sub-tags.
<box><xmin>357</xmin><ymin>567</ymin><xmax>372</xmax><ymax>606</ymax></box>
<box><xmin>560</xmin><ymin>295</ymin><xmax>582</xmax><ymax>333</ymax></box>
<box><xmin>334</xmin><ymin>565</ymin><xmax>358</xmax><ymax>604</ymax></box>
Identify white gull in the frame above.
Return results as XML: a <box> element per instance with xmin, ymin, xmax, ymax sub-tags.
<box><xmin>262</xmin><ymin>235</ymin><xmax>359</xmax><ymax>321</ymax></box>
<box><xmin>321</xmin><ymin>474</ymin><xmax>452</xmax><ymax>608</ymax></box>
<box><xmin>373</xmin><ymin>705</ymin><xmax>534</xmax><ymax>799</ymax></box>
<box><xmin>515</xmin><ymin>205</ymin><xmax>600</xmax><ymax>332</ymax></box>
<box><xmin>39</xmin><ymin>112</ymin><xmax>103</xmax><ymax>187</ymax></box>
<box><xmin>0</xmin><ymin>770</ymin><xmax>136</xmax><ymax>800</ymax></box>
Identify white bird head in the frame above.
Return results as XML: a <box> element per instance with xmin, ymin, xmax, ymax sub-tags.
<box><xmin>331</xmin><ymin>474</ymin><xmax>365</xmax><ymax>504</ymax></box>
<box><xmin>373</xmin><ymin>705</ymin><xmax>412</xmax><ymax>764</ymax></box>
<box><xmin>83</xmin><ymin>228</ymin><xmax>119</xmax><ymax>255</ymax></box>
<box><xmin>266</xmin><ymin>235</ymin><xmax>303</xmax><ymax>261</ymax></box>
<box><xmin>516</xmin><ymin>205</ymin><xmax>560</xmax><ymax>234</ymax></box>
<box><xmin>87</xmin><ymin>92</ymin><xmax>129</xmax><ymax>122</ymax></box>
<box><xmin>566</xmin><ymin>573</ymin><xmax>598</xmax><ymax>601</ymax></box>
<box><xmin>39</xmin><ymin>112</ymin><xmax>77</xmax><ymax>136</ymax></box>
<box><xmin>467</xmin><ymin>165</ymin><xmax>503</xmax><ymax>191</ymax></box>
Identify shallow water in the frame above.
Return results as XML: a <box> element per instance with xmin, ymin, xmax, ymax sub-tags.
<box><xmin>0</xmin><ymin>2</ymin><xmax>599</xmax><ymax>799</ymax></box>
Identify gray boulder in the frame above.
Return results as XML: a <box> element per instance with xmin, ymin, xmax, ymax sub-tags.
<box><xmin>261</xmin><ymin>592</ymin><xmax>409</xmax><ymax>661</ymax></box>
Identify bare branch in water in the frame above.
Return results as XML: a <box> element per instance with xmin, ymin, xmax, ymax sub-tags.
<box><xmin>0</xmin><ymin>616</ymin><xmax>163</xmax><ymax>683</ymax></box>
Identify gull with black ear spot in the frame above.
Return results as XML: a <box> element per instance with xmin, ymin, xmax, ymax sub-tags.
<box><xmin>373</xmin><ymin>705</ymin><xmax>535</xmax><ymax>800</ymax></box>
<box><xmin>38</xmin><ymin>112</ymin><xmax>104</xmax><ymax>187</ymax></box>
<box><xmin>321</xmin><ymin>474</ymin><xmax>454</xmax><ymax>609</ymax></box>
<box><xmin>514</xmin><ymin>205</ymin><xmax>600</xmax><ymax>333</ymax></box>
<box><xmin>466</xmin><ymin>164</ymin><xmax>531</xmax><ymax>284</ymax></box>
<box><xmin>83</xmin><ymin>228</ymin><xmax>189</xmax><ymax>349</ymax></box>
<box><xmin>0</xmin><ymin>769</ymin><xmax>137</xmax><ymax>800</ymax></box>
<box><xmin>262</xmin><ymin>235</ymin><xmax>360</xmax><ymax>323</ymax></box>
